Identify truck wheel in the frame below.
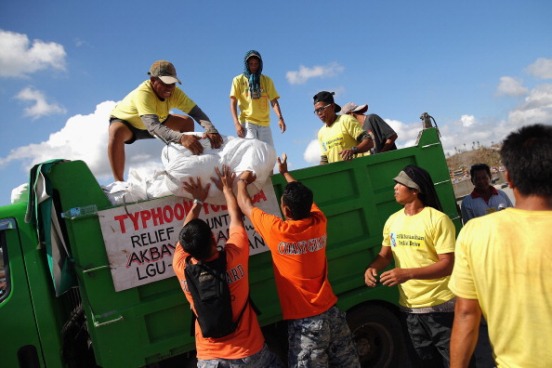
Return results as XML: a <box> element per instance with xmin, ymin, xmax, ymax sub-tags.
<box><xmin>347</xmin><ymin>304</ymin><xmax>408</xmax><ymax>368</ymax></box>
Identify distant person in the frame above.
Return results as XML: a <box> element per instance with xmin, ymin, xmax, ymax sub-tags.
<box><xmin>230</xmin><ymin>50</ymin><xmax>285</xmax><ymax>147</ymax></box>
<box><xmin>460</xmin><ymin>163</ymin><xmax>513</xmax><ymax>224</ymax></box>
<box><xmin>109</xmin><ymin>60</ymin><xmax>223</xmax><ymax>181</ymax></box>
<box><xmin>341</xmin><ymin>102</ymin><xmax>398</xmax><ymax>153</ymax></box>
<box><xmin>236</xmin><ymin>154</ymin><xmax>361</xmax><ymax>368</ymax></box>
<box><xmin>314</xmin><ymin>91</ymin><xmax>373</xmax><ymax>164</ymax></box>
<box><xmin>364</xmin><ymin>165</ymin><xmax>462</xmax><ymax>367</ymax></box>
<box><xmin>449</xmin><ymin>124</ymin><xmax>552</xmax><ymax>367</ymax></box>
<box><xmin>173</xmin><ymin>169</ymin><xmax>284</xmax><ymax>368</ymax></box>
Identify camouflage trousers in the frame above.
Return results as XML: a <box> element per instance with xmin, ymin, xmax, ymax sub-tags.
<box><xmin>197</xmin><ymin>344</ymin><xmax>284</xmax><ymax>368</ymax></box>
<box><xmin>287</xmin><ymin>305</ymin><xmax>361</xmax><ymax>368</ymax></box>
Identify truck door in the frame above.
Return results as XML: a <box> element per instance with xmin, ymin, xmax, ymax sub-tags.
<box><xmin>0</xmin><ymin>218</ymin><xmax>43</xmax><ymax>367</ymax></box>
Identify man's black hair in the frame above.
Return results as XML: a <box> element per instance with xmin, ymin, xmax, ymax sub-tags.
<box><xmin>403</xmin><ymin>165</ymin><xmax>443</xmax><ymax>211</ymax></box>
<box><xmin>179</xmin><ymin>219</ymin><xmax>213</xmax><ymax>260</ymax></box>
<box><xmin>282</xmin><ymin>181</ymin><xmax>313</xmax><ymax>220</ymax></box>
<box><xmin>470</xmin><ymin>163</ymin><xmax>491</xmax><ymax>179</ymax></box>
<box><xmin>500</xmin><ymin>124</ymin><xmax>552</xmax><ymax>197</ymax></box>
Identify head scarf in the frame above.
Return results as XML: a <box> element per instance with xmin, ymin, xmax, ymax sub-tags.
<box><xmin>402</xmin><ymin>165</ymin><xmax>443</xmax><ymax>211</ymax></box>
<box><xmin>243</xmin><ymin>50</ymin><xmax>263</xmax><ymax>98</ymax></box>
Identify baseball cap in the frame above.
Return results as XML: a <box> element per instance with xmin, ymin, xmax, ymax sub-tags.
<box><xmin>148</xmin><ymin>60</ymin><xmax>181</xmax><ymax>84</ymax></box>
<box><xmin>313</xmin><ymin>91</ymin><xmax>341</xmax><ymax>112</ymax></box>
<box><xmin>393</xmin><ymin>170</ymin><xmax>421</xmax><ymax>192</ymax></box>
<box><xmin>342</xmin><ymin>102</ymin><xmax>368</xmax><ymax>114</ymax></box>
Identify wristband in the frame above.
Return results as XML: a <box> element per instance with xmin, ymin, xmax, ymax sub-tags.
<box><xmin>351</xmin><ymin>146</ymin><xmax>358</xmax><ymax>154</ymax></box>
<box><xmin>238</xmin><ymin>178</ymin><xmax>249</xmax><ymax>185</ymax></box>
<box><xmin>278</xmin><ymin>116</ymin><xmax>284</xmax><ymax>120</ymax></box>
<box><xmin>193</xmin><ymin>198</ymin><xmax>203</xmax><ymax>205</ymax></box>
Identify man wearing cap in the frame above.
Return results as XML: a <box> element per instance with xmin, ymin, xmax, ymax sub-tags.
<box><xmin>364</xmin><ymin>165</ymin><xmax>460</xmax><ymax>367</ymax></box>
<box><xmin>108</xmin><ymin>60</ymin><xmax>223</xmax><ymax>182</ymax></box>
<box><xmin>341</xmin><ymin>103</ymin><xmax>398</xmax><ymax>154</ymax></box>
<box><xmin>313</xmin><ymin>91</ymin><xmax>373</xmax><ymax>164</ymax></box>
<box><xmin>230</xmin><ymin>50</ymin><xmax>285</xmax><ymax>147</ymax></box>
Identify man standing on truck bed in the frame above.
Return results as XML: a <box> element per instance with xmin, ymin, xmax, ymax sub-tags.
<box><xmin>172</xmin><ymin>168</ymin><xmax>283</xmax><ymax>367</ymax></box>
<box><xmin>449</xmin><ymin>124</ymin><xmax>552</xmax><ymax>368</ymax></box>
<box><xmin>314</xmin><ymin>91</ymin><xmax>373</xmax><ymax>164</ymax></box>
<box><xmin>109</xmin><ymin>60</ymin><xmax>223</xmax><ymax>182</ymax></box>
<box><xmin>365</xmin><ymin>165</ymin><xmax>460</xmax><ymax>367</ymax></box>
<box><xmin>230</xmin><ymin>50</ymin><xmax>286</xmax><ymax>147</ymax></box>
<box><xmin>237</xmin><ymin>154</ymin><xmax>361</xmax><ymax>368</ymax></box>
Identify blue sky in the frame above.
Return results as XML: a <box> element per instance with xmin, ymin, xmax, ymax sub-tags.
<box><xmin>1</xmin><ymin>1</ymin><xmax>551</xmax><ymax>205</ymax></box>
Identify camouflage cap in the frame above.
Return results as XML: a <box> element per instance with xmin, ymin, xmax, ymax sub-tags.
<box><xmin>148</xmin><ymin>60</ymin><xmax>181</xmax><ymax>84</ymax></box>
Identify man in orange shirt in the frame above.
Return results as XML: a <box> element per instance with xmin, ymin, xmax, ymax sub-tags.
<box><xmin>237</xmin><ymin>154</ymin><xmax>360</xmax><ymax>367</ymax></box>
<box><xmin>173</xmin><ymin>167</ymin><xmax>283</xmax><ymax>367</ymax></box>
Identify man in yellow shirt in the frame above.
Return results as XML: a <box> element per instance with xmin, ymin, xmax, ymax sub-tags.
<box><xmin>365</xmin><ymin>165</ymin><xmax>458</xmax><ymax>367</ymax></box>
<box><xmin>230</xmin><ymin>50</ymin><xmax>285</xmax><ymax>147</ymax></box>
<box><xmin>449</xmin><ymin>124</ymin><xmax>552</xmax><ymax>367</ymax></box>
<box><xmin>109</xmin><ymin>60</ymin><xmax>223</xmax><ymax>181</ymax></box>
<box><xmin>314</xmin><ymin>91</ymin><xmax>373</xmax><ymax>164</ymax></box>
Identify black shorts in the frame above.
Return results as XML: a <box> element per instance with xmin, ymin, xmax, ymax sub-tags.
<box><xmin>109</xmin><ymin>117</ymin><xmax>155</xmax><ymax>144</ymax></box>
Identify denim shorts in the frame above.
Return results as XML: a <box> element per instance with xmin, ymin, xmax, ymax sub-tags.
<box><xmin>242</xmin><ymin>122</ymin><xmax>274</xmax><ymax>147</ymax></box>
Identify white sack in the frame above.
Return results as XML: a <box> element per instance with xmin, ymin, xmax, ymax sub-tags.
<box><xmin>162</xmin><ymin>136</ymin><xmax>276</xmax><ymax>204</ymax></box>
<box><xmin>103</xmin><ymin>134</ymin><xmax>276</xmax><ymax>206</ymax></box>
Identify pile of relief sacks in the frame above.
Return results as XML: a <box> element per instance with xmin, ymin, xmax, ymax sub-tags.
<box><xmin>104</xmin><ymin>134</ymin><xmax>277</xmax><ymax>206</ymax></box>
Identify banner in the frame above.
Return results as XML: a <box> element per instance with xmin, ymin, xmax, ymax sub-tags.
<box><xmin>98</xmin><ymin>183</ymin><xmax>280</xmax><ymax>292</ymax></box>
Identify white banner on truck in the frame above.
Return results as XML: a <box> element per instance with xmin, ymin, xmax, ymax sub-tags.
<box><xmin>98</xmin><ymin>183</ymin><xmax>280</xmax><ymax>292</ymax></box>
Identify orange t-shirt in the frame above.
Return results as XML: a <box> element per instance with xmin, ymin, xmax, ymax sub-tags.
<box><xmin>172</xmin><ymin>225</ymin><xmax>264</xmax><ymax>360</ymax></box>
<box><xmin>250</xmin><ymin>204</ymin><xmax>337</xmax><ymax>320</ymax></box>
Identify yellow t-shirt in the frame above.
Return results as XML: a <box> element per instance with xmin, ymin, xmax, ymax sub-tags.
<box><xmin>317</xmin><ymin>115</ymin><xmax>366</xmax><ymax>163</ymax></box>
<box><xmin>229</xmin><ymin>74</ymin><xmax>279</xmax><ymax>127</ymax></box>
<box><xmin>449</xmin><ymin>208</ymin><xmax>552</xmax><ymax>367</ymax></box>
<box><xmin>111</xmin><ymin>80</ymin><xmax>197</xmax><ymax>130</ymax></box>
<box><xmin>383</xmin><ymin>206</ymin><xmax>456</xmax><ymax>308</ymax></box>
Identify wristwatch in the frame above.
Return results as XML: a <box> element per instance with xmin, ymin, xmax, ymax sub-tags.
<box><xmin>193</xmin><ymin>198</ymin><xmax>203</xmax><ymax>205</ymax></box>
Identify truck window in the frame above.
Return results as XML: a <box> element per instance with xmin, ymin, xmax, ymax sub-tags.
<box><xmin>0</xmin><ymin>233</ymin><xmax>8</xmax><ymax>301</ymax></box>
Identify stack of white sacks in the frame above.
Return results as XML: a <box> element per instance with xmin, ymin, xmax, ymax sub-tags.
<box><xmin>104</xmin><ymin>134</ymin><xmax>277</xmax><ymax>206</ymax></box>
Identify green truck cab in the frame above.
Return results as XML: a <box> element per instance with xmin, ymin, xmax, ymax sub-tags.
<box><xmin>0</xmin><ymin>127</ymin><xmax>460</xmax><ymax>368</ymax></box>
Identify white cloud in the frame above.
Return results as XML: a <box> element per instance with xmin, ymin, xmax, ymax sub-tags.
<box><xmin>507</xmin><ymin>84</ymin><xmax>552</xmax><ymax>124</ymax></box>
<box><xmin>0</xmin><ymin>101</ymin><xmax>166</xmax><ymax>185</ymax></box>
<box><xmin>460</xmin><ymin>115</ymin><xmax>476</xmax><ymax>128</ymax></box>
<box><xmin>16</xmin><ymin>87</ymin><xmax>67</xmax><ymax>119</ymax></box>
<box><xmin>496</xmin><ymin>76</ymin><xmax>528</xmax><ymax>96</ymax></box>
<box><xmin>0</xmin><ymin>29</ymin><xmax>66</xmax><ymax>78</ymax></box>
<box><xmin>526</xmin><ymin>58</ymin><xmax>552</xmax><ymax>79</ymax></box>
<box><xmin>286</xmin><ymin>62</ymin><xmax>344</xmax><ymax>85</ymax></box>
<box><xmin>303</xmin><ymin>139</ymin><xmax>321</xmax><ymax>164</ymax></box>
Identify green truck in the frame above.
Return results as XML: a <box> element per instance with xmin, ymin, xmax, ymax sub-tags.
<box><xmin>0</xmin><ymin>127</ymin><xmax>461</xmax><ymax>368</ymax></box>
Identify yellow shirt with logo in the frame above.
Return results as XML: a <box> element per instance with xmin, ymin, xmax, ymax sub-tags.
<box><xmin>111</xmin><ymin>80</ymin><xmax>197</xmax><ymax>130</ymax></box>
<box><xmin>229</xmin><ymin>74</ymin><xmax>279</xmax><ymax>127</ymax></box>
<box><xmin>449</xmin><ymin>208</ymin><xmax>552</xmax><ymax>367</ymax></box>
<box><xmin>383</xmin><ymin>206</ymin><xmax>456</xmax><ymax>308</ymax></box>
<box><xmin>317</xmin><ymin>115</ymin><xmax>366</xmax><ymax>163</ymax></box>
